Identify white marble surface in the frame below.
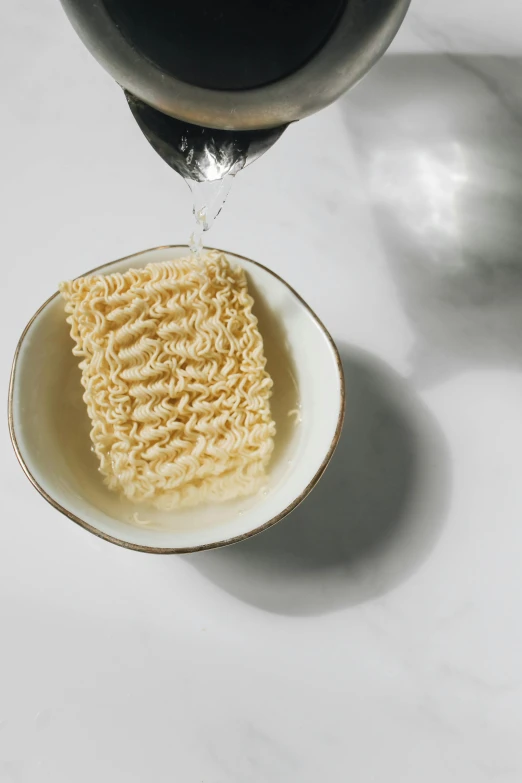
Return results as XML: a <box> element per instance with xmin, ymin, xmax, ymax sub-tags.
<box><xmin>2</xmin><ymin>1</ymin><xmax>522</xmax><ymax>780</ymax></box>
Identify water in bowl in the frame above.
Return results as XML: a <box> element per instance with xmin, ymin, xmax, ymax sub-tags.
<box><xmin>53</xmin><ymin>274</ymin><xmax>301</xmax><ymax>532</ymax></box>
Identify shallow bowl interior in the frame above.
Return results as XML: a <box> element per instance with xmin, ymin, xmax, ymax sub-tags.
<box><xmin>10</xmin><ymin>246</ymin><xmax>344</xmax><ymax>552</ymax></box>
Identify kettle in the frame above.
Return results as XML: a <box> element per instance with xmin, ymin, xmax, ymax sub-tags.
<box><xmin>59</xmin><ymin>0</ymin><xmax>410</xmax><ymax>183</ymax></box>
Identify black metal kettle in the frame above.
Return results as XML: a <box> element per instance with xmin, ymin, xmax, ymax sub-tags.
<box><xmin>59</xmin><ymin>0</ymin><xmax>410</xmax><ymax>180</ymax></box>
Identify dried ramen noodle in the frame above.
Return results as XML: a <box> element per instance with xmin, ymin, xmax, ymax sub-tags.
<box><xmin>59</xmin><ymin>251</ymin><xmax>275</xmax><ymax>509</ymax></box>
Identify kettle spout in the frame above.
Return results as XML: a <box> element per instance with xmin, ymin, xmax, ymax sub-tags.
<box><xmin>125</xmin><ymin>92</ymin><xmax>287</xmax><ymax>183</ymax></box>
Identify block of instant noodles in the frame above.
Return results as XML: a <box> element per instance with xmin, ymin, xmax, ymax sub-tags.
<box><xmin>59</xmin><ymin>251</ymin><xmax>275</xmax><ymax>509</ymax></box>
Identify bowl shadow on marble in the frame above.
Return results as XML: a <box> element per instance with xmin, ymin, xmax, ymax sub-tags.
<box><xmin>186</xmin><ymin>344</ymin><xmax>450</xmax><ymax>616</ymax></box>
<box><xmin>341</xmin><ymin>54</ymin><xmax>522</xmax><ymax>386</ymax></box>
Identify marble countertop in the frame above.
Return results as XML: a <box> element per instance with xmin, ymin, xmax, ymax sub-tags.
<box><xmin>2</xmin><ymin>1</ymin><xmax>522</xmax><ymax>780</ymax></box>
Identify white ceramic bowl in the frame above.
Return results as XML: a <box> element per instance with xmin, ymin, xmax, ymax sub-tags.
<box><xmin>9</xmin><ymin>246</ymin><xmax>344</xmax><ymax>553</ymax></box>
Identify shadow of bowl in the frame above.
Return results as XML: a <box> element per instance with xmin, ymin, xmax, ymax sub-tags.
<box><xmin>186</xmin><ymin>343</ymin><xmax>450</xmax><ymax>615</ymax></box>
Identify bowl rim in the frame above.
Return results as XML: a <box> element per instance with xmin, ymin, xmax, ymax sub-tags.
<box><xmin>8</xmin><ymin>245</ymin><xmax>345</xmax><ymax>554</ymax></box>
